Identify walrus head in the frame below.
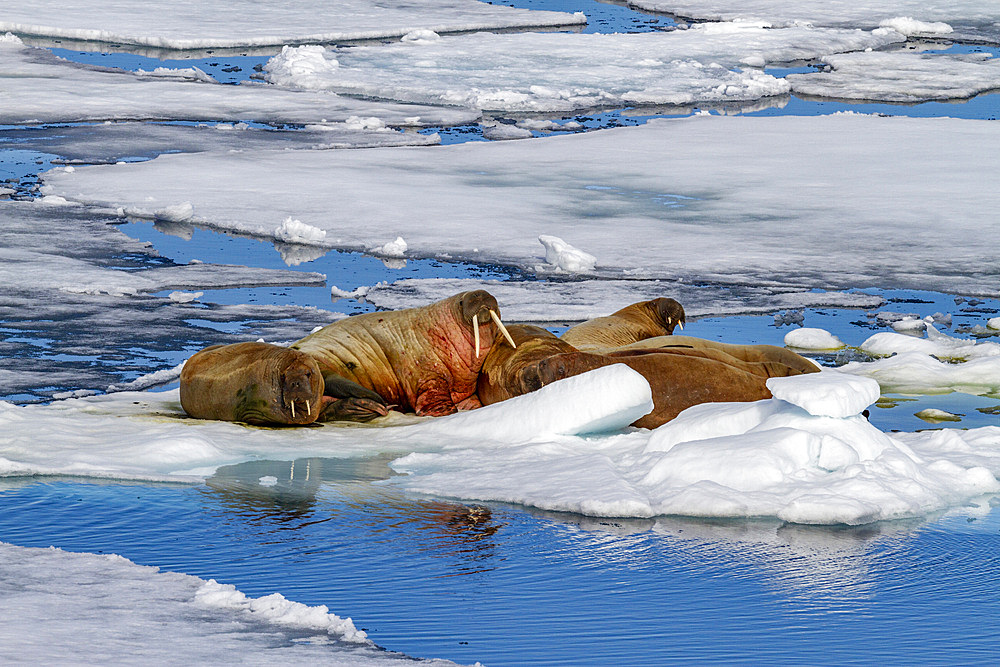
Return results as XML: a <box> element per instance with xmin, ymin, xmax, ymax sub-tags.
<box><xmin>456</xmin><ymin>290</ymin><xmax>516</xmax><ymax>360</ymax></box>
<box><xmin>646</xmin><ymin>297</ymin><xmax>686</xmax><ymax>335</ymax></box>
<box><xmin>478</xmin><ymin>324</ymin><xmax>581</xmax><ymax>404</ymax></box>
<box><xmin>180</xmin><ymin>342</ymin><xmax>325</xmax><ymax>425</ymax></box>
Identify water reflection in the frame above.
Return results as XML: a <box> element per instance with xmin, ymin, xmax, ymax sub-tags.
<box><xmin>203</xmin><ymin>456</ymin><xmax>504</xmax><ymax>576</ymax></box>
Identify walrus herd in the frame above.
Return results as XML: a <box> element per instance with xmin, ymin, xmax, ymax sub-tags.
<box><xmin>179</xmin><ymin>290</ymin><xmax>820</xmax><ymax>429</ymax></box>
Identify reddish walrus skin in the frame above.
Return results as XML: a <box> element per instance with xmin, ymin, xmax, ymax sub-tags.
<box><xmin>560</xmin><ymin>298</ymin><xmax>685</xmax><ymax>351</ymax></box>
<box><xmin>292</xmin><ymin>289</ymin><xmax>512</xmax><ymax>417</ymax></box>
<box><xmin>479</xmin><ymin>325</ymin><xmax>813</xmax><ymax>429</ymax></box>
<box><xmin>180</xmin><ymin>341</ymin><xmax>325</xmax><ymax>425</ymax></box>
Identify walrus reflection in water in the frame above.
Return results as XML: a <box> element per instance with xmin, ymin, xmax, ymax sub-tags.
<box><xmin>180</xmin><ymin>290</ymin><xmax>517</xmax><ymax>426</ymax></box>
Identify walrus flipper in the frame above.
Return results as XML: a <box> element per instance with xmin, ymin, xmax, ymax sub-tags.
<box><xmin>318</xmin><ymin>372</ymin><xmax>390</xmax><ymax>423</ymax></box>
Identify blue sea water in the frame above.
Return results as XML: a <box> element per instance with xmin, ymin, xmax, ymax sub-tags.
<box><xmin>3</xmin><ymin>1</ymin><xmax>1000</xmax><ymax>663</ymax></box>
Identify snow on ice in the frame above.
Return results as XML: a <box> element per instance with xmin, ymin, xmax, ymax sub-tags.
<box><xmin>0</xmin><ymin>0</ymin><xmax>583</xmax><ymax>50</ymax></box>
<box><xmin>628</xmin><ymin>0</ymin><xmax>1000</xmax><ymax>43</ymax></box>
<box><xmin>262</xmin><ymin>26</ymin><xmax>904</xmax><ymax>112</ymax></box>
<box><xmin>0</xmin><ymin>541</ymin><xmax>466</xmax><ymax>665</ymax></box>
<box><xmin>42</xmin><ymin>113</ymin><xmax>1000</xmax><ymax>297</ymax></box>
<box><xmin>0</xmin><ymin>34</ymin><xmax>477</xmax><ymax>128</ymax></box>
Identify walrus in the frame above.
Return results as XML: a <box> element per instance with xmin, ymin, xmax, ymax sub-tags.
<box><xmin>560</xmin><ymin>298</ymin><xmax>685</xmax><ymax>350</ymax></box>
<box><xmin>561</xmin><ymin>298</ymin><xmax>819</xmax><ymax>376</ymax></box>
<box><xmin>180</xmin><ymin>341</ymin><xmax>327</xmax><ymax>425</ymax></box>
<box><xmin>478</xmin><ymin>324</ymin><xmax>810</xmax><ymax>429</ymax></box>
<box><xmin>291</xmin><ymin>289</ymin><xmax>516</xmax><ymax>418</ymax></box>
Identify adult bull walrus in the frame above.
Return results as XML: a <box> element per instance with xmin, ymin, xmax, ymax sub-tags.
<box><xmin>180</xmin><ymin>290</ymin><xmax>517</xmax><ymax>425</ymax></box>
<box><xmin>478</xmin><ymin>324</ymin><xmax>812</xmax><ymax>429</ymax></box>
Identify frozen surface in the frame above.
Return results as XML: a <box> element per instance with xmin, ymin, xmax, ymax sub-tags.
<box><xmin>352</xmin><ymin>278</ymin><xmax>886</xmax><ymax>322</ymax></box>
<box><xmin>630</xmin><ymin>0</ymin><xmax>1000</xmax><ymax>44</ymax></box>
<box><xmin>2</xmin><ymin>369</ymin><xmax>998</xmax><ymax>525</ymax></box>
<box><xmin>0</xmin><ymin>0</ymin><xmax>583</xmax><ymax>49</ymax></box>
<box><xmin>784</xmin><ymin>327</ymin><xmax>846</xmax><ymax>350</ymax></box>
<box><xmin>43</xmin><ymin>113</ymin><xmax>1000</xmax><ymax>296</ymax></box>
<box><xmin>0</xmin><ymin>35</ymin><xmax>477</xmax><ymax>127</ymax></box>
<box><xmin>0</xmin><ymin>541</ymin><xmax>463</xmax><ymax>665</ymax></box>
<box><xmin>263</xmin><ymin>26</ymin><xmax>904</xmax><ymax>112</ymax></box>
<box><xmin>788</xmin><ymin>51</ymin><xmax>1000</xmax><ymax>102</ymax></box>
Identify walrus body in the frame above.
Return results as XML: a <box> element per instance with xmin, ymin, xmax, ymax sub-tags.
<box><xmin>180</xmin><ymin>341</ymin><xmax>325</xmax><ymax>425</ymax></box>
<box><xmin>560</xmin><ymin>298</ymin><xmax>685</xmax><ymax>350</ymax></box>
<box><xmin>292</xmin><ymin>290</ymin><xmax>512</xmax><ymax>417</ymax></box>
<box><xmin>478</xmin><ymin>325</ymin><xmax>789</xmax><ymax>429</ymax></box>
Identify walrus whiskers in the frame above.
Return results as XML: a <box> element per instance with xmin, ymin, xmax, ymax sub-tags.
<box><xmin>490</xmin><ymin>309</ymin><xmax>516</xmax><ymax>349</ymax></box>
<box><xmin>473</xmin><ymin>313</ymin><xmax>480</xmax><ymax>358</ymax></box>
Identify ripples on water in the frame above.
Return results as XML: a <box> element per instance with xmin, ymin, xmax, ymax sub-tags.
<box><xmin>2</xmin><ymin>459</ymin><xmax>998</xmax><ymax>665</ymax></box>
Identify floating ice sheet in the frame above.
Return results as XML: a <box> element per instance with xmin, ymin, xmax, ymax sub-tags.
<box><xmin>0</xmin><ymin>0</ymin><xmax>584</xmax><ymax>49</ymax></box>
<box><xmin>629</xmin><ymin>0</ymin><xmax>1000</xmax><ymax>44</ymax></box>
<box><xmin>0</xmin><ymin>35</ymin><xmax>477</xmax><ymax>127</ymax></box>
<box><xmin>0</xmin><ymin>541</ymin><xmax>462</xmax><ymax>665</ymax></box>
<box><xmin>263</xmin><ymin>26</ymin><xmax>904</xmax><ymax>112</ymax></box>
<box><xmin>351</xmin><ymin>277</ymin><xmax>885</xmax><ymax>322</ymax></box>
<box><xmin>788</xmin><ymin>51</ymin><xmax>1000</xmax><ymax>102</ymax></box>
<box><xmin>1</xmin><ymin>368</ymin><xmax>998</xmax><ymax>525</ymax></box>
<box><xmin>43</xmin><ymin>113</ymin><xmax>1000</xmax><ymax>296</ymax></box>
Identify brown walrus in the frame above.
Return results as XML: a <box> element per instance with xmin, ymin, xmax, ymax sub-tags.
<box><xmin>291</xmin><ymin>289</ymin><xmax>516</xmax><ymax>418</ymax></box>
<box><xmin>561</xmin><ymin>297</ymin><xmax>818</xmax><ymax>376</ymax></box>
<box><xmin>478</xmin><ymin>324</ymin><xmax>812</xmax><ymax>429</ymax></box>
<box><xmin>560</xmin><ymin>298</ymin><xmax>685</xmax><ymax>350</ymax></box>
<box><xmin>179</xmin><ymin>290</ymin><xmax>516</xmax><ymax>425</ymax></box>
<box><xmin>180</xmin><ymin>341</ymin><xmax>327</xmax><ymax>425</ymax></box>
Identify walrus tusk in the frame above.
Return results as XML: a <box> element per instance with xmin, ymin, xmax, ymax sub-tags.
<box><xmin>290</xmin><ymin>400</ymin><xmax>295</xmax><ymax>419</ymax></box>
<box><xmin>473</xmin><ymin>312</ymin><xmax>480</xmax><ymax>358</ymax></box>
<box><xmin>490</xmin><ymin>309</ymin><xmax>516</xmax><ymax>349</ymax></box>
<box><xmin>306</xmin><ymin>400</ymin><xmax>311</xmax><ymax>416</ymax></box>
<box><xmin>677</xmin><ymin>321</ymin><xmax>684</xmax><ymax>330</ymax></box>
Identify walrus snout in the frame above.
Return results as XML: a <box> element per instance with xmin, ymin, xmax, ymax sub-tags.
<box><xmin>458</xmin><ymin>289</ymin><xmax>516</xmax><ymax>357</ymax></box>
<box><xmin>280</xmin><ymin>361</ymin><xmax>323</xmax><ymax>421</ymax></box>
<box><xmin>650</xmin><ymin>298</ymin><xmax>685</xmax><ymax>334</ymax></box>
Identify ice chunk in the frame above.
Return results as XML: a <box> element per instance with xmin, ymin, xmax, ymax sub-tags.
<box><xmin>274</xmin><ymin>217</ymin><xmax>327</xmax><ymax>244</ymax></box>
<box><xmin>879</xmin><ymin>17</ymin><xmax>953</xmax><ymax>36</ymax></box>
<box><xmin>861</xmin><ymin>325</ymin><xmax>1000</xmax><ymax>361</ymax></box>
<box><xmin>483</xmin><ymin>123</ymin><xmax>534</xmax><ymax>141</ymax></box>
<box><xmin>784</xmin><ymin>327</ymin><xmax>845</xmax><ymax>350</ymax></box>
<box><xmin>989</xmin><ymin>317</ymin><xmax>1000</xmax><ymax>330</ymax></box>
<box><xmin>766</xmin><ymin>372</ymin><xmax>880</xmax><ymax>418</ymax></box>
<box><xmin>371</xmin><ymin>237</ymin><xmax>408</xmax><ymax>258</ymax></box>
<box><xmin>538</xmin><ymin>235</ymin><xmax>596</xmax><ymax>273</ymax></box>
<box><xmin>168</xmin><ymin>291</ymin><xmax>203</xmax><ymax>303</ymax></box>
<box><xmin>154</xmin><ymin>202</ymin><xmax>194</xmax><ymax>222</ymax></box>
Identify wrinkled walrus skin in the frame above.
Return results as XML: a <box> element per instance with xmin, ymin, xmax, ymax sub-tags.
<box><xmin>180</xmin><ymin>342</ymin><xmax>325</xmax><ymax>425</ymax></box>
<box><xmin>479</xmin><ymin>324</ymin><xmax>812</xmax><ymax>429</ymax></box>
<box><xmin>291</xmin><ymin>290</ymin><xmax>508</xmax><ymax>417</ymax></box>
<box><xmin>560</xmin><ymin>298</ymin><xmax>686</xmax><ymax>351</ymax></box>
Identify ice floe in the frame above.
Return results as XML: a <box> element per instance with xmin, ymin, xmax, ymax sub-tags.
<box><xmin>43</xmin><ymin>114</ymin><xmax>1000</xmax><ymax>296</ymax></box>
<box><xmin>784</xmin><ymin>328</ymin><xmax>847</xmax><ymax>351</ymax></box>
<box><xmin>263</xmin><ymin>26</ymin><xmax>904</xmax><ymax>112</ymax></box>
<box><xmin>0</xmin><ymin>0</ymin><xmax>583</xmax><ymax>50</ymax></box>
<box><xmin>0</xmin><ymin>541</ymin><xmax>460</xmax><ymax>665</ymax></box>
<box><xmin>2</xmin><ymin>367</ymin><xmax>998</xmax><ymax>526</ymax></box>
<box><xmin>788</xmin><ymin>51</ymin><xmax>1000</xmax><ymax>102</ymax></box>
<box><xmin>0</xmin><ymin>34</ymin><xmax>477</xmax><ymax>128</ymax></box>
<box><xmin>629</xmin><ymin>0</ymin><xmax>1000</xmax><ymax>43</ymax></box>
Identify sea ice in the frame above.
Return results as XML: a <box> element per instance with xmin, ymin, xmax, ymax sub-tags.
<box><xmin>43</xmin><ymin>114</ymin><xmax>1000</xmax><ymax>297</ymax></box>
<box><xmin>538</xmin><ymin>235</ymin><xmax>597</xmax><ymax>273</ymax></box>
<box><xmin>0</xmin><ymin>34</ymin><xmax>478</xmax><ymax>128</ymax></box>
<box><xmin>787</xmin><ymin>51</ymin><xmax>1000</xmax><ymax>102</ymax></box>
<box><xmin>0</xmin><ymin>541</ymin><xmax>461</xmax><ymax>664</ymax></box>
<box><xmin>263</xmin><ymin>26</ymin><xmax>905</xmax><ymax>112</ymax></box>
<box><xmin>628</xmin><ymin>0</ymin><xmax>1000</xmax><ymax>43</ymax></box>
<box><xmin>0</xmin><ymin>0</ymin><xmax>583</xmax><ymax>49</ymax></box>
<box><xmin>3</xmin><ymin>368</ymin><xmax>998</xmax><ymax>526</ymax></box>
<box><xmin>784</xmin><ymin>327</ymin><xmax>846</xmax><ymax>350</ymax></box>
